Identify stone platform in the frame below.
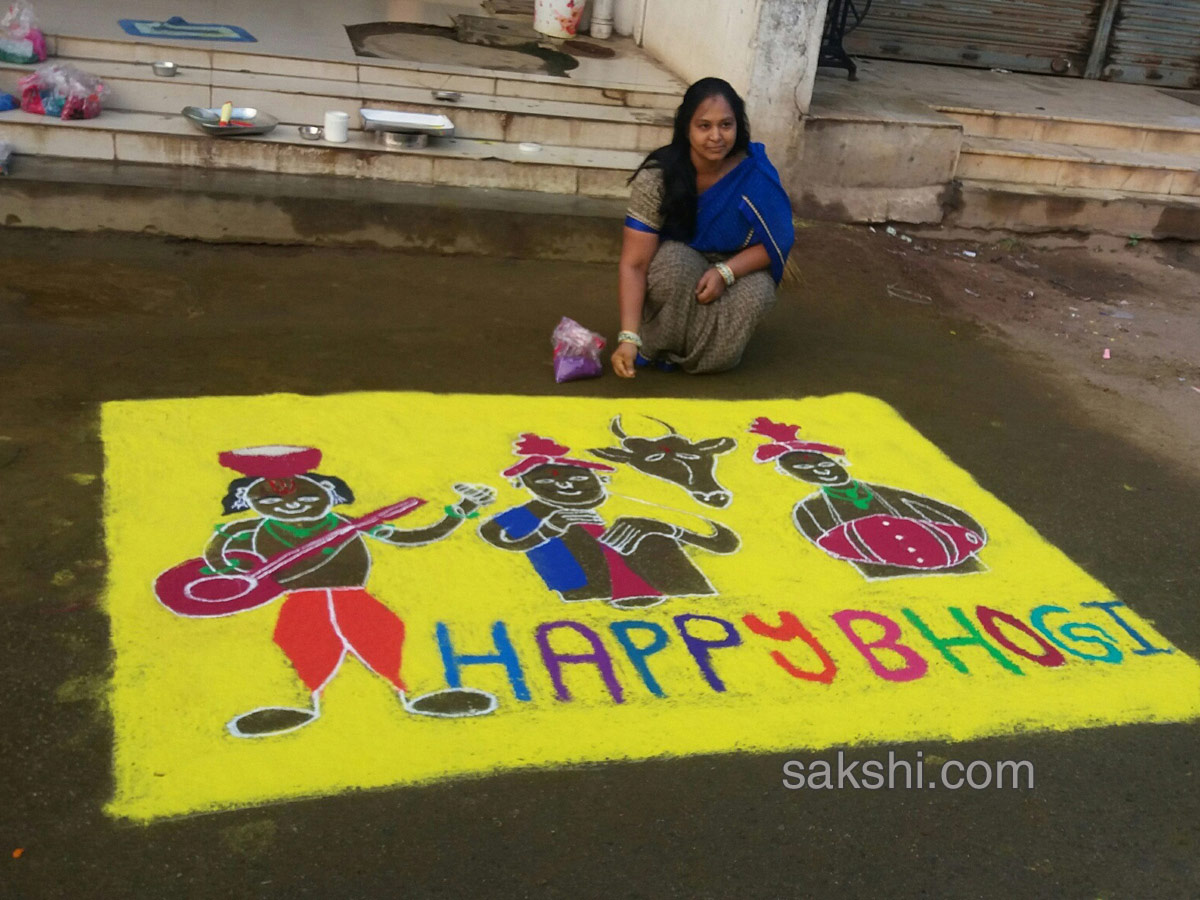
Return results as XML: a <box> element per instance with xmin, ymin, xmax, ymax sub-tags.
<box><xmin>801</xmin><ymin>58</ymin><xmax>1200</xmax><ymax>238</ymax></box>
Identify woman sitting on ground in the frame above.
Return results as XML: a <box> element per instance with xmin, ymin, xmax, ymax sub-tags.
<box><xmin>611</xmin><ymin>77</ymin><xmax>795</xmax><ymax>377</ymax></box>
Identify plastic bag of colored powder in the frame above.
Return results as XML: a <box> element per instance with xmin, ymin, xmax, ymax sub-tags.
<box><xmin>552</xmin><ymin>316</ymin><xmax>606</xmax><ymax>383</ymax></box>
<box><xmin>19</xmin><ymin>62</ymin><xmax>106</xmax><ymax>119</ymax></box>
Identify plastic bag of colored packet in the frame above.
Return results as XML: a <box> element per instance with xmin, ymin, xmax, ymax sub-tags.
<box><xmin>552</xmin><ymin>316</ymin><xmax>606</xmax><ymax>383</ymax></box>
<box><xmin>0</xmin><ymin>1</ymin><xmax>47</xmax><ymax>64</ymax></box>
<box><xmin>19</xmin><ymin>62</ymin><xmax>106</xmax><ymax>119</ymax></box>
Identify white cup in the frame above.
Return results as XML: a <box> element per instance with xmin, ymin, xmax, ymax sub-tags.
<box><xmin>323</xmin><ymin>110</ymin><xmax>349</xmax><ymax>143</ymax></box>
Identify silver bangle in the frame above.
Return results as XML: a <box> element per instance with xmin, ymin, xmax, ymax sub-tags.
<box><xmin>617</xmin><ymin>330</ymin><xmax>643</xmax><ymax>348</ymax></box>
<box><xmin>715</xmin><ymin>262</ymin><xmax>736</xmax><ymax>287</ymax></box>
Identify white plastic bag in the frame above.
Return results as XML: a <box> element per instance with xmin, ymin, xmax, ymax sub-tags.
<box><xmin>0</xmin><ymin>2</ymin><xmax>47</xmax><ymax>64</ymax></box>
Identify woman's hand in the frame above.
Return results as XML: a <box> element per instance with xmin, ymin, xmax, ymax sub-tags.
<box><xmin>540</xmin><ymin>508</ymin><xmax>606</xmax><ymax>538</ymax></box>
<box><xmin>612</xmin><ymin>341</ymin><xmax>639</xmax><ymax>379</ymax></box>
<box><xmin>695</xmin><ymin>267</ymin><xmax>727</xmax><ymax>305</ymax></box>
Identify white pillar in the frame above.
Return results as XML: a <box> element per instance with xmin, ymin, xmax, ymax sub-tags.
<box><xmin>742</xmin><ymin>0</ymin><xmax>828</xmax><ymax>181</ymax></box>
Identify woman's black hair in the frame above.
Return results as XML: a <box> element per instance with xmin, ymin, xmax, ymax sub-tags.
<box><xmin>631</xmin><ymin>77</ymin><xmax>751</xmax><ymax>241</ymax></box>
<box><xmin>220</xmin><ymin>473</ymin><xmax>356</xmax><ymax>515</ymax></box>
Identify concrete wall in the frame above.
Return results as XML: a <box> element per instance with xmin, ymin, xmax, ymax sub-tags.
<box><xmin>2</xmin><ymin>159</ymin><xmax>628</xmax><ymax>261</ymax></box>
<box><xmin>789</xmin><ymin>116</ymin><xmax>962</xmax><ymax>224</ymax></box>
<box><xmin>640</xmin><ymin>0</ymin><xmax>761</xmax><ymax>96</ymax></box>
<box><xmin>613</xmin><ymin>0</ymin><xmax>644</xmax><ymax>38</ymax></box>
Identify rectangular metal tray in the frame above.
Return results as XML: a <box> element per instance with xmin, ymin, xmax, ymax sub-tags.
<box><xmin>359</xmin><ymin>108</ymin><xmax>455</xmax><ymax>137</ymax></box>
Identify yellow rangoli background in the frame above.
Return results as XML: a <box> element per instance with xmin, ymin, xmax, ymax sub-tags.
<box><xmin>101</xmin><ymin>391</ymin><xmax>1200</xmax><ymax>821</ymax></box>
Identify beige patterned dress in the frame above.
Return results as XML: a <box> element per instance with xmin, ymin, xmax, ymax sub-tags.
<box><xmin>626</xmin><ymin>167</ymin><xmax>779</xmax><ymax>374</ymax></box>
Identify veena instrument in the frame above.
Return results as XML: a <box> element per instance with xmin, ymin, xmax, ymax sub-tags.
<box><xmin>154</xmin><ymin>498</ymin><xmax>425</xmax><ymax>617</ymax></box>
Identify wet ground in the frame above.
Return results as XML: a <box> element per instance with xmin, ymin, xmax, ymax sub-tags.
<box><xmin>2</xmin><ymin>227</ymin><xmax>1199</xmax><ymax>898</ymax></box>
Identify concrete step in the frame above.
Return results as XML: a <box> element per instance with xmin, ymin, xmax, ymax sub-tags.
<box><xmin>958</xmin><ymin>136</ymin><xmax>1200</xmax><ymax>198</ymax></box>
<box><xmin>949</xmin><ymin>178</ymin><xmax>1200</xmax><ymax>241</ymax></box>
<box><xmin>51</xmin><ymin>34</ymin><xmax>684</xmax><ymax>110</ymax></box>
<box><xmin>0</xmin><ymin>108</ymin><xmax>644</xmax><ymax>198</ymax></box>
<box><xmin>0</xmin><ymin>155</ymin><xmax>625</xmax><ymax>260</ymax></box>
<box><xmin>0</xmin><ymin>51</ymin><xmax>675</xmax><ymax>154</ymax></box>
<box><xmin>942</xmin><ymin>107</ymin><xmax>1200</xmax><ymax>158</ymax></box>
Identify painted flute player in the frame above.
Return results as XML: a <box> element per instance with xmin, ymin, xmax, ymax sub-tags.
<box><xmin>612</xmin><ymin>77</ymin><xmax>795</xmax><ymax>376</ymax></box>
<box><xmin>479</xmin><ymin>434</ymin><xmax>739</xmax><ymax>610</ymax></box>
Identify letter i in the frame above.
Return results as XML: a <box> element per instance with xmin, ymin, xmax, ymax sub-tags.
<box><xmin>1080</xmin><ymin>601</ymin><xmax>1173</xmax><ymax>657</ymax></box>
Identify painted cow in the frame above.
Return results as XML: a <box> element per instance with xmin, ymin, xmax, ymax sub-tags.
<box><xmin>589</xmin><ymin>416</ymin><xmax>737</xmax><ymax>508</ymax></box>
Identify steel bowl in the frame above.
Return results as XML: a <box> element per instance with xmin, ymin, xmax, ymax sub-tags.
<box><xmin>152</xmin><ymin>61</ymin><xmax>178</xmax><ymax>77</ymax></box>
<box><xmin>298</xmin><ymin>125</ymin><xmax>323</xmax><ymax>140</ymax></box>
<box><xmin>377</xmin><ymin>131</ymin><xmax>429</xmax><ymax>149</ymax></box>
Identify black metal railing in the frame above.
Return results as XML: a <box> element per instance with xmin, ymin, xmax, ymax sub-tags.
<box><xmin>820</xmin><ymin>0</ymin><xmax>872</xmax><ymax>80</ymax></box>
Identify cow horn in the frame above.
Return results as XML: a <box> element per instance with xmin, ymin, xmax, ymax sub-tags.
<box><xmin>644</xmin><ymin>416</ymin><xmax>679</xmax><ymax>436</ymax></box>
<box><xmin>610</xmin><ymin>415</ymin><xmax>627</xmax><ymax>440</ymax></box>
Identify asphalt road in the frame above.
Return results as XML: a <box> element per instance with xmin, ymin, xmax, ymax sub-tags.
<box><xmin>1</xmin><ymin>228</ymin><xmax>1197</xmax><ymax>899</ymax></box>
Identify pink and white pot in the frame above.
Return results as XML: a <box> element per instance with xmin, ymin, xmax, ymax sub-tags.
<box><xmin>533</xmin><ymin>0</ymin><xmax>588</xmax><ymax>39</ymax></box>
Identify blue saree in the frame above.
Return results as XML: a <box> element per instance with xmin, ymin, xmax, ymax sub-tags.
<box><xmin>625</xmin><ymin>142</ymin><xmax>795</xmax><ymax>284</ymax></box>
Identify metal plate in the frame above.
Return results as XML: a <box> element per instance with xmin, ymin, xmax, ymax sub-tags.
<box><xmin>182</xmin><ymin>106</ymin><xmax>279</xmax><ymax>137</ymax></box>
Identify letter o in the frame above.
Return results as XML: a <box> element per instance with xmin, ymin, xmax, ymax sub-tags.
<box><xmin>976</xmin><ymin>605</ymin><xmax>1066</xmax><ymax>668</ymax></box>
<box><xmin>966</xmin><ymin>760</ymin><xmax>992</xmax><ymax>790</ymax></box>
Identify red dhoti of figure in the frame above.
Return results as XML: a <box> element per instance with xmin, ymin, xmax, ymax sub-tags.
<box><xmin>272</xmin><ymin>588</ymin><xmax>407</xmax><ymax>693</ymax></box>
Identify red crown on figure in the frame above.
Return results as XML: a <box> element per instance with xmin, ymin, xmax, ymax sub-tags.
<box><xmin>748</xmin><ymin>418</ymin><xmax>845</xmax><ymax>463</ymax></box>
<box><xmin>502</xmin><ymin>433</ymin><xmax>617</xmax><ymax>478</ymax></box>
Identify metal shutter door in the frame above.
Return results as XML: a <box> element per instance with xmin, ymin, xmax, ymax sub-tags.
<box><xmin>846</xmin><ymin>0</ymin><xmax>1105</xmax><ymax>77</ymax></box>
<box><xmin>1103</xmin><ymin>0</ymin><xmax>1200</xmax><ymax>88</ymax></box>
